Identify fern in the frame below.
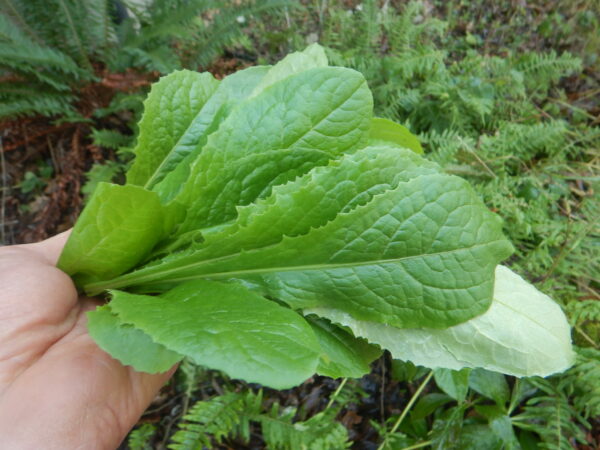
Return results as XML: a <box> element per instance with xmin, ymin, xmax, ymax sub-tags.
<box><xmin>567</xmin><ymin>300</ymin><xmax>600</xmax><ymax>328</ymax></box>
<box><xmin>512</xmin><ymin>378</ymin><xmax>589</xmax><ymax>450</ymax></box>
<box><xmin>0</xmin><ymin>92</ymin><xmax>74</xmax><ymax>118</ymax></box>
<box><xmin>169</xmin><ymin>390</ymin><xmax>262</xmax><ymax>449</ymax></box>
<box><xmin>127</xmin><ymin>423</ymin><xmax>156</xmax><ymax>450</ymax></box>
<box><xmin>259</xmin><ymin>407</ymin><xmax>350</xmax><ymax>450</ymax></box>
<box><xmin>1</xmin><ymin>0</ymin><xmax>294</xmax><ymax>120</ymax></box>
<box><xmin>515</xmin><ymin>50</ymin><xmax>582</xmax><ymax>95</ymax></box>
<box><xmin>91</xmin><ymin>128</ymin><xmax>133</xmax><ymax>150</ymax></box>
<box><xmin>562</xmin><ymin>347</ymin><xmax>600</xmax><ymax>419</ymax></box>
<box><xmin>169</xmin><ymin>381</ymin><xmax>357</xmax><ymax>450</ymax></box>
<box><xmin>81</xmin><ymin>161</ymin><xmax>124</xmax><ymax>200</ymax></box>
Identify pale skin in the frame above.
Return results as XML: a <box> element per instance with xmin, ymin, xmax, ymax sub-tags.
<box><xmin>0</xmin><ymin>232</ymin><xmax>175</xmax><ymax>449</ymax></box>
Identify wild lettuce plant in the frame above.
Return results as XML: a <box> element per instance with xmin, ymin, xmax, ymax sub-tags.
<box><xmin>58</xmin><ymin>45</ymin><xmax>574</xmax><ymax>388</ymax></box>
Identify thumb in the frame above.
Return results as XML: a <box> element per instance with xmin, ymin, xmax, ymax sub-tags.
<box><xmin>18</xmin><ymin>230</ymin><xmax>72</xmax><ymax>266</ymax></box>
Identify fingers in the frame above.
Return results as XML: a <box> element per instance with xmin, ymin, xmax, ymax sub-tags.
<box><xmin>18</xmin><ymin>230</ymin><xmax>72</xmax><ymax>266</ymax></box>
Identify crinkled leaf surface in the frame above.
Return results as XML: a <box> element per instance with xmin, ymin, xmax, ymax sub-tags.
<box><xmin>308</xmin><ymin>317</ymin><xmax>381</xmax><ymax>379</ymax></box>
<box><xmin>306</xmin><ymin>265</ymin><xmax>575</xmax><ymax>377</ymax></box>
<box><xmin>87</xmin><ymin>305</ymin><xmax>182</xmax><ymax>373</ymax></box>
<box><xmin>173</xmin><ymin>66</ymin><xmax>373</xmax><ymax>232</ymax></box>
<box><xmin>126</xmin><ymin>70</ymin><xmax>219</xmax><ymax>188</ymax></box>
<box><xmin>369</xmin><ymin>117</ymin><xmax>423</xmax><ymax>154</ymax></box>
<box><xmin>154</xmin><ymin>65</ymin><xmax>271</xmax><ymax>202</ymax></box>
<box><xmin>99</xmin><ymin>170</ymin><xmax>512</xmax><ymax>329</ymax></box>
<box><xmin>157</xmin><ymin>146</ymin><xmax>441</xmax><ymax>263</ymax></box>
<box><xmin>153</xmin><ymin>42</ymin><xmax>327</xmax><ymax>199</ymax></box>
<box><xmin>108</xmin><ymin>280</ymin><xmax>321</xmax><ymax>389</ymax></box>
<box><xmin>58</xmin><ymin>182</ymin><xmax>182</xmax><ymax>285</ymax></box>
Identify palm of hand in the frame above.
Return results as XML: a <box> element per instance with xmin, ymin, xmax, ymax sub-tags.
<box><xmin>0</xmin><ymin>233</ymin><xmax>173</xmax><ymax>449</ymax></box>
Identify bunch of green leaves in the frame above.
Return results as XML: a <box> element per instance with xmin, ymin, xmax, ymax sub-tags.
<box><xmin>373</xmin><ymin>364</ymin><xmax>594</xmax><ymax>449</ymax></box>
<box><xmin>58</xmin><ymin>44</ymin><xmax>573</xmax><ymax>393</ymax></box>
<box><xmin>0</xmin><ymin>0</ymin><xmax>295</xmax><ymax>119</ymax></box>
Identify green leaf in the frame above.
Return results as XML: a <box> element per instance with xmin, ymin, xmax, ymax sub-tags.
<box><xmin>369</xmin><ymin>118</ymin><xmax>423</xmax><ymax>154</ymax></box>
<box><xmin>58</xmin><ymin>182</ymin><xmax>183</xmax><ymax>285</ymax></box>
<box><xmin>250</xmin><ymin>43</ymin><xmax>328</xmax><ymax>97</ymax></box>
<box><xmin>433</xmin><ymin>368</ymin><xmax>471</xmax><ymax>403</ymax></box>
<box><xmin>153</xmin><ymin>65</ymin><xmax>271</xmax><ymax>202</ymax></box>
<box><xmin>108</xmin><ymin>280</ymin><xmax>321</xmax><ymax>389</ymax></box>
<box><xmin>126</xmin><ymin>70</ymin><xmax>219</xmax><ymax>188</ymax></box>
<box><xmin>158</xmin><ymin>146</ymin><xmax>440</xmax><ymax>263</ymax></box>
<box><xmin>457</xmin><ymin>425</ymin><xmax>502</xmax><ymax>450</ymax></box>
<box><xmin>469</xmin><ymin>369</ymin><xmax>510</xmax><ymax>406</ymax></box>
<box><xmin>87</xmin><ymin>305</ymin><xmax>182</xmax><ymax>373</ymax></box>
<box><xmin>306</xmin><ymin>265</ymin><xmax>575</xmax><ymax>377</ymax></box>
<box><xmin>173</xmin><ymin>66</ymin><xmax>373</xmax><ymax>232</ymax></box>
<box><xmin>308</xmin><ymin>317</ymin><xmax>381</xmax><ymax>379</ymax></box>
<box><xmin>101</xmin><ymin>165</ymin><xmax>511</xmax><ymax>329</ymax></box>
<box><xmin>412</xmin><ymin>393</ymin><xmax>455</xmax><ymax>420</ymax></box>
<box><xmin>475</xmin><ymin>405</ymin><xmax>519</xmax><ymax>448</ymax></box>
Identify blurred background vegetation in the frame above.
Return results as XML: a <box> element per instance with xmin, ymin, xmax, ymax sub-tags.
<box><xmin>1</xmin><ymin>0</ymin><xmax>598</xmax><ymax>448</ymax></box>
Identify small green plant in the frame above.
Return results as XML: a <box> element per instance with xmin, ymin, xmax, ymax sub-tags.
<box><xmin>169</xmin><ymin>382</ymin><xmax>360</xmax><ymax>449</ymax></box>
<box><xmin>127</xmin><ymin>423</ymin><xmax>157</xmax><ymax>450</ymax></box>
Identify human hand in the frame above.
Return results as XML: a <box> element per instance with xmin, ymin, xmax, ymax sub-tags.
<box><xmin>0</xmin><ymin>232</ymin><xmax>175</xmax><ymax>449</ymax></box>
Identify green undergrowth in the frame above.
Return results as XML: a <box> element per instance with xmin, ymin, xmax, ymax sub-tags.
<box><xmin>0</xmin><ymin>0</ymin><xmax>294</xmax><ymax>119</ymax></box>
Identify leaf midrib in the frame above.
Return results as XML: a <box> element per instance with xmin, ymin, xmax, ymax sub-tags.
<box><xmin>90</xmin><ymin>240</ymin><xmax>505</xmax><ymax>291</ymax></box>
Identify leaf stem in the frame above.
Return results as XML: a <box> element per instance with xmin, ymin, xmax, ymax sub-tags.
<box><xmin>575</xmin><ymin>325</ymin><xmax>598</xmax><ymax>349</ymax></box>
<box><xmin>401</xmin><ymin>440</ymin><xmax>433</xmax><ymax>450</ymax></box>
<box><xmin>325</xmin><ymin>378</ymin><xmax>348</xmax><ymax>411</ymax></box>
<box><xmin>378</xmin><ymin>371</ymin><xmax>433</xmax><ymax>450</ymax></box>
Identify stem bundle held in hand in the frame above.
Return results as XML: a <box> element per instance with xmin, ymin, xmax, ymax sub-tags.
<box><xmin>58</xmin><ymin>44</ymin><xmax>574</xmax><ymax>388</ymax></box>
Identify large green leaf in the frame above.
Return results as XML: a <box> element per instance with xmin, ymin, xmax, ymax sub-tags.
<box><xmin>173</xmin><ymin>66</ymin><xmax>373</xmax><ymax>232</ymax></box>
<box><xmin>126</xmin><ymin>70</ymin><xmax>219</xmax><ymax>188</ymax></box>
<box><xmin>306</xmin><ymin>265</ymin><xmax>575</xmax><ymax>377</ymax></box>
<box><xmin>152</xmin><ymin>45</ymin><xmax>328</xmax><ymax>203</ymax></box>
<box><xmin>153</xmin><ymin>65</ymin><xmax>271</xmax><ymax>202</ymax></box>
<box><xmin>58</xmin><ymin>182</ymin><xmax>182</xmax><ymax>285</ymax></box>
<box><xmin>108</xmin><ymin>280</ymin><xmax>321</xmax><ymax>389</ymax></box>
<box><xmin>250</xmin><ymin>43</ymin><xmax>328</xmax><ymax>97</ymax></box>
<box><xmin>157</xmin><ymin>146</ymin><xmax>441</xmax><ymax>260</ymax></box>
<box><xmin>91</xmin><ymin>170</ymin><xmax>511</xmax><ymax>329</ymax></box>
<box><xmin>87</xmin><ymin>305</ymin><xmax>182</xmax><ymax>373</ymax></box>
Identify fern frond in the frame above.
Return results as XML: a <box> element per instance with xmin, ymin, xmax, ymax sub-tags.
<box><xmin>169</xmin><ymin>390</ymin><xmax>262</xmax><ymax>449</ymax></box>
<box><xmin>566</xmin><ymin>300</ymin><xmax>600</xmax><ymax>327</ymax></box>
<box><xmin>560</xmin><ymin>347</ymin><xmax>600</xmax><ymax>419</ymax></box>
<box><xmin>515</xmin><ymin>50</ymin><xmax>582</xmax><ymax>93</ymax></box>
<box><xmin>513</xmin><ymin>378</ymin><xmax>588</xmax><ymax>450</ymax></box>
<box><xmin>0</xmin><ymin>13</ymin><xmax>83</xmax><ymax>79</ymax></box>
<box><xmin>79</xmin><ymin>0</ymin><xmax>116</xmax><ymax>57</ymax></box>
<box><xmin>127</xmin><ymin>423</ymin><xmax>156</xmax><ymax>450</ymax></box>
<box><xmin>91</xmin><ymin>128</ymin><xmax>133</xmax><ymax>150</ymax></box>
<box><xmin>0</xmin><ymin>92</ymin><xmax>74</xmax><ymax>118</ymax></box>
<box><xmin>259</xmin><ymin>408</ymin><xmax>350</xmax><ymax>450</ymax></box>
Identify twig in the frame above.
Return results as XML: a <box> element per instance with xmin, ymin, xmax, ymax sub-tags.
<box><xmin>380</xmin><ymin>357</ymin><xmax>386</xmax><ymax>426</ymax></box>
<box><xmin>325</xmin><ymin>377</ymin><xmax>348</xmax><ymax>411</ymax></box>
<box><xmin>378</xmin><ymin>371</ymin><xmax>433</xmax><ymax>450</ymax></box>
<box><xmin>401</xmin><ymin>441</ymin><xmax>433</xmax><ymax>450</ymax></box>
<box><xmin>575</xmin><ymin>325</ymin><xmax>599</xmax><ymax>349</ymax></box>
<box><xmin>458</xmin><ymin>136</ymin><xmax>497</xmax><ymax>178</ymax></box>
